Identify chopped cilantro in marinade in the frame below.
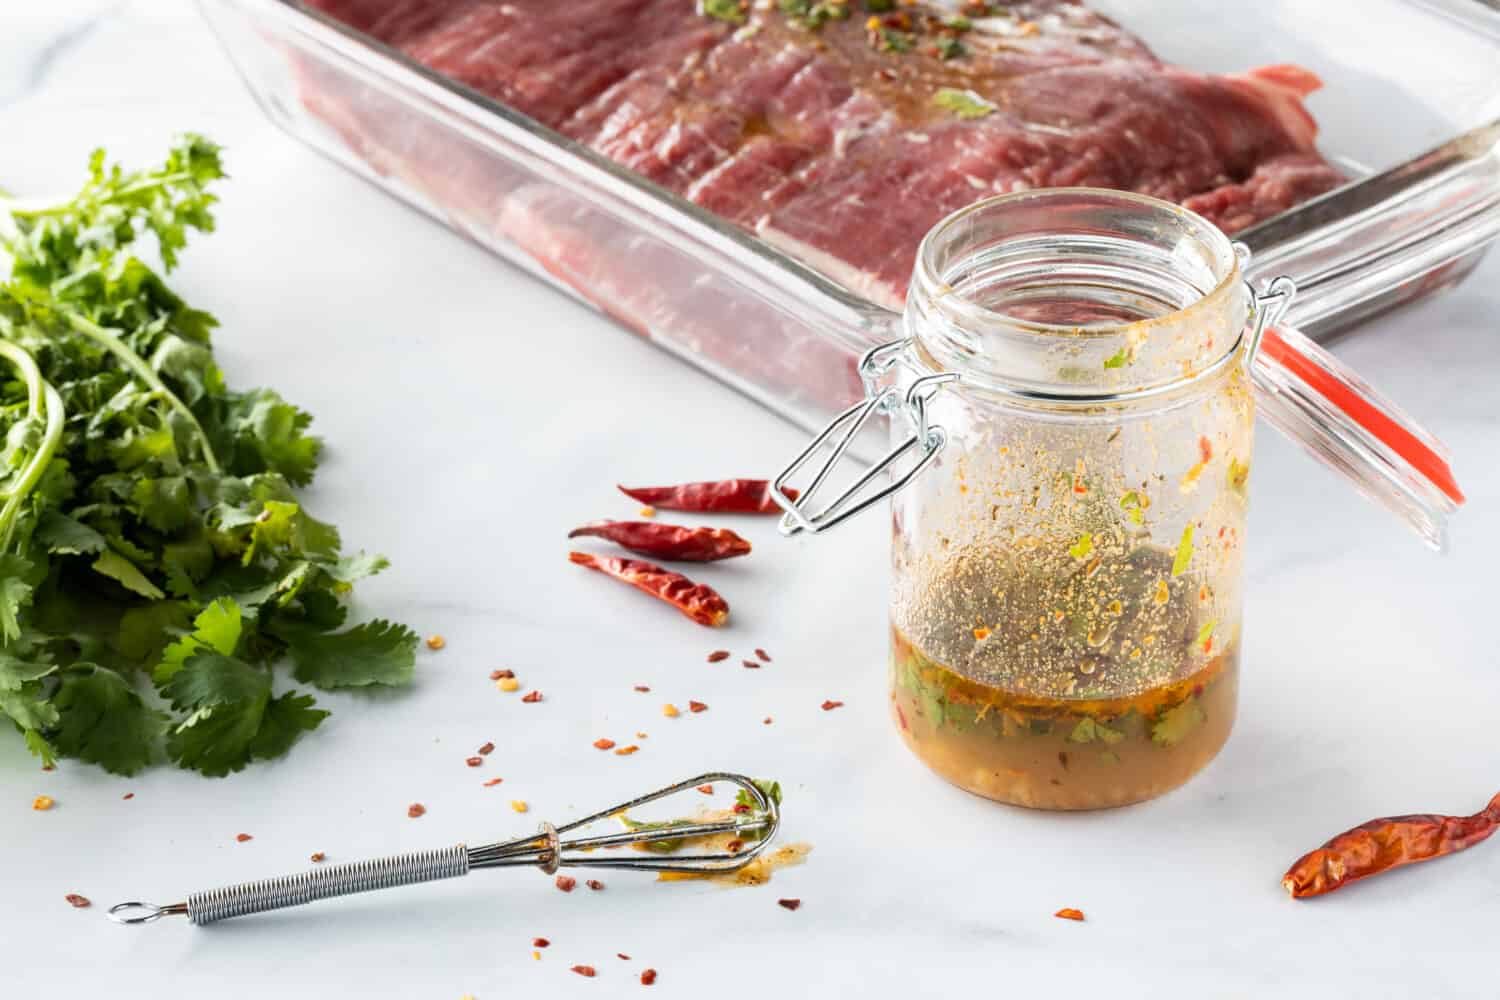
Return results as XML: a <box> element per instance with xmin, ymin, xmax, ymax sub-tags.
<box><xmin>701</xmin><ymin>0</ymin><xmax>747</xmax><ymax>24</ymax></box>
<box><xmin>932</xmin><ymin>88</ymin><xmax>996</xmax><ymax>119</ymax></box>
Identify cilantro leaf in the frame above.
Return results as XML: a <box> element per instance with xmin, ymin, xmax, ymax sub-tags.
<box><xmin>283</xmin><ymin>619</ymin><xmax>418</xmax><ymax>689</ymax></box>
<box><xmin>154</xmin><ymin>597</ymin><xmax>242</xmax><ymax>685</ymax></box>
<box><xmin>0</xmin><ymin>554</ymin><xmax>34</xmax><ymax>642</ymax></box>
<box><xmin>248</xmin><ymin>691</ymin><xmax>329</xmax><ymax>760</ymax></box>
<box><xmin>92</xmin><ymin>549</ymin><xmax>165</xmax><ymax>599</ymax></box>
<box><xmin>163</xmin><ymin>651</ymin><xmax>270</xmax><ymax>776</ymax></box>
<box><xmin>49</xmin><ymin>666</ymin><xmax>164</xmax><ymax>775</ymax></box>
<box><xmin>35</xmin><ymin>512</ymin><xmax>106</xmax><ymax>554</ymax></box>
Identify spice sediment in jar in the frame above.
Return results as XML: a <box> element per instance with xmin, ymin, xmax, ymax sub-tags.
<box><xmin>891</xmin><ymin>625</ymin><xmax>1236</xmax><ymax>810</ymax></box>
<box><xmin>890</xmin><ymin>544</ymin><xmax>1235</xmax><ymax>809</ymax></box>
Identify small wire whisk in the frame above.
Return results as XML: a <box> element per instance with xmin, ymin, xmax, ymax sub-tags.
<box><xmin>108</xmin><ymin>771</ymin><xmax>780</xmax><ymax>927</ymax></box>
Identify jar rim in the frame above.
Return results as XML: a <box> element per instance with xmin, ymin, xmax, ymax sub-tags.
<box><xmin>913</xmin><ymin>188</ymin><xmax>1242</xmax><ymax>339</ymax></box>
<box><xmin>908</xmin><ymin>189</ymin><xmax>1247</xmax><ymax>400</ymax></box>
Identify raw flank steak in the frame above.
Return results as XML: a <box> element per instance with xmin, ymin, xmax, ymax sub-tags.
<box><xmin>303</xmin><ymin>0</ymin><xmax>1343</xmax><ymax>306</ymax></box>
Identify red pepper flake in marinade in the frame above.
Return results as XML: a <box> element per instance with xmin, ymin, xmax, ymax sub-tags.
<box><xmin>569</xmin><ymin>552</ymin><xmax>729</xmax><ymax>627</ymax></box>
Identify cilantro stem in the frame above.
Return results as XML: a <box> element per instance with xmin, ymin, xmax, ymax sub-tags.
<box><xmin>60</xmin><ymin>309</ymin><xmax>219</xmax><ymax>473</ymax></box>
<box><xmin>0</xmin><ymin>340</ymin><xmax>65</xmax><ymax>552</ymax></box>
<box><xmin>7</xmin><ymin>171</ymin><xmax>201</xmax><ymax>221</ymax></box>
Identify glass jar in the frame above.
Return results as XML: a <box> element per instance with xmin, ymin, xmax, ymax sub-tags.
<box><xmin>775</xmin><ymin>188</ymin><xmax>1463</xmax><ymax>810</ymax></box>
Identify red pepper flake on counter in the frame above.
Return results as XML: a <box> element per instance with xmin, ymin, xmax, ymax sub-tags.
<box><xmin>634</xmin><ymin>684</ymin><xmax>651</xmax><ymax>692</ymax></box>
<box><xmin>688</xmin><ymin>701</ymin><xmax>708</xmax><ymax>713</ymax></box>
<box><xmin>466</xmin><ymin>756</ymin><xmax>484</xmax><ymax>767</ymax></box>
<box><xmin>490</xmin><ymin>669</ymin><xmax>512</xmax><ymax>681</ymax></box>
<box><xmin>569</xmin><ymin>551</ymin><xmax>730</xmax><ymax>627</ymax></box>
<box><xmin>522</xmin><ymin>690</ymin><xmax>543</xmax><ymax>703</ymax></box>
<box><xmin>821</xmin><ymin>700</ymin><xmax>844</xmax><ymax>711</ymax></box>
<box><xmin>533</xmin><ymin>937</ymin><xmax>550</xmax><ymax>948</ymax></box>
<box><xmin>614</xmin><ymin>745</ymin><xmax>640</xmax><ymax>756</ymax></box>
<box><xmin>1054</xmin><ymin>908</ymin><xmax>1086</xmax><ymax>921</ymax></box>
<box><xmin>478</xmin><ymin>741</ymin><xmax>495</xmax><ymax>756</ymax></box>
<box><xmin>572</xmin><ymin>966</ymin><xmax>596</xmax><ymax>978</ymax></box>
<box><xmin>483</xmin><ymin>778</ymin><xmax>505</xmax><ymax>787</ymax></box>
<box><xmin>64</xmin><ymin>894</ymin><xmax>91</xmax><ymax>909</ymax></box>
<box><xmin>587</xmin><ymin>880</ymin><xmax>605</xmax><ymax>891</ymax></box>
<box><xmin>706</xmin><ymin>650</ymin><xmax>731</xmax><ymax>663</ymax></box>
<box><xmin>754</xmin><ymin>648</ymin><xmax>772</xmax><ymax>662</ymax></box>
<box><xmin>425</xmin><ymin>634</ymin><xmax>446</xmax><ymax>651</ymax></box>
<box><xmin>742</xmin><ymin>659</ymin><xmax>761</xmax><ymax>670</ymax></box>
<box><xmin>641</xmin><ymin>969</ymin><xmax>658</xmax><ymax>986</ymax></box>
<box><xmin>594</xmin><ymin>738</ymin><xmax>617</xmax><ymax>751</ymax></box>
<box><xmin>1281</xmin><ymin>790</ymin><xmax>1500</xmax><ymax>898</ymax></box>
<box><xmin>617</xmin><ymin>952</ymin><xmax>631</xmax><ymax>960</ymax></box>
<box><xmin>778</xmin><ymin>898</ymin><xmax>802</xmax><ymax>911</ymax></box>
<box><xmin>763</xmin><ymin>717</ymin><xmax>773</xmax><ymax>725</ymax></box>
<box><xmin>235</xmin><ymin>833</ymin><xmax>253</xmax><ymax>843</ymax></box>
<box><xmin>310</xmin><ymin>852</ymin><xmax>326</xmax><ymax>863</ymax></box>
<box><xmin>696</xmin><ymin>784</ymin><xmax>714</xmax><ymax>795</ymax></box>
<box><xmin>556</xmin><ymin>875</ymin><xmax>577</xmax><ymax>892</ymax></box>
<box><xmin>122</xmin><ymin>792</ymin><xmax>134</xmax><ymax>800</ymax></box>
<box><xmin>618</xmin><ymin>479</ymin><xmax>794</xmax><ymax>514</ymax></box>
<box><xmin>568</xmin><ymin>520</ymin><xmax>752</xmax><ymax>562</ymax></box>
<box><xmin>407</xmin><ymin>804</ymin><xmax>426</xmax><ymax>819</ymax></box>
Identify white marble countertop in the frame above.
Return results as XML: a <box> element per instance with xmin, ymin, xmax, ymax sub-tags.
<box><xmin>5</xmin><ymin>2</ymin><xmax>1499</xmax><ymax>997</ymax></box>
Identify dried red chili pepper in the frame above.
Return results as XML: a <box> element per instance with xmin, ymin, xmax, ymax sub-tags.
<box><xmin>478</xmin><ymin>741</ymin><xmax>495</xmax><ymax>756</ymax></box>
<box><xmin>1281</xmin><ymin>791</ymin><xmax>1500</xmax><ymax>898</ymax></box>
<box><xmin>777</xmin><ymin>898</ymin><xmax>802</xmax><ymax>911</ymax></box>
<box><xmin>617</xmin><ymin>480</ymin><xmax>794</xmax><ymax>514</ymax></box>
<box><xmin>742</xmin><ymin>659</ymin><xmax>760</xmax><ymax>670</ymax></box>
<box><xmin>522</xmin><ymin>690</ymin><xmax>543</xmax><ymax>703</ymax></box>
<box><xmin>572</xmin><ymin>965</ymin><xmax>596</xmax><ymax>977</ymax></box>
<box><xmin>466</xmin><ymin>756</ymin><xmax>484</xmax><ymax>767</ymax></box>
<box><xmin>688</xmin><ymin>700</ymin><xmax>708</xmax><ymax>713</ymax></box>
<box><xmin>533</xmin><ymin>937</ymin><xmax>550</xmax><ymax>948</ymax></box>
<box><xmin>754</xmin><ymin>648</ymin><xmax>772</xmax><ymax>662</ymax></box>
<box><xmin>706</xmin><ymin>650</ymin><xmax>730</xmax><ymax>663</ymax></box>
<box><xmin>235</xmin><ymin>833</ymin><xmax>253</xmax><ymax>842</ymax></box>
<box><xmin>64</xmin><ymin>894</ymin><xmax>91</xmax><ymax>908</ymax></box>
<box><xmin>569</xmin><ymin>552</ymin><xmax>729</xmax><ymax>627</ymax></box>
<box><xmin>821</xmin><ymin>700</ymin><xmax>844</xmax><ymax>711</ymax></box>
<box><xmin>568</xmin><ymin>521</ymin><xmax>751</xmax><ymax>562</ymax></box>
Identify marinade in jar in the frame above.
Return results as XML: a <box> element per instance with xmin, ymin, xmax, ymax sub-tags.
<box><xmin>890</xmin><ymin>545</ymin><xmax>1235</xmax><ymax>810</ymax></box>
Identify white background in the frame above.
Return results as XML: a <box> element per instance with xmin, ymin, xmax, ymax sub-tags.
<box><xmin>4</xmin><ymin>3</ymin><xmax>1499</xmax><ymax>997</ymax></box>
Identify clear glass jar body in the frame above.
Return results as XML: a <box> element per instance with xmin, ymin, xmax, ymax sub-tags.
<box><xmin>888</xmin><ymin>190</ymin><xmax>1254</xmax><ymax>810</ymax></box>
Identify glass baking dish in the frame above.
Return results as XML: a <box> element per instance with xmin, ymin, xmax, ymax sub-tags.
<box><xmin>200</xmin><ymin>0</ymin><xmax>1500</xmax><ymax>435</ymax></box>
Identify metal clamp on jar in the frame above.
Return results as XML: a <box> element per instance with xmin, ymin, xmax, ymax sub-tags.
<box><xmin>773</xmin><ymin>189</ymin><xmax>1464</xmax><ymax>810</ymax></box>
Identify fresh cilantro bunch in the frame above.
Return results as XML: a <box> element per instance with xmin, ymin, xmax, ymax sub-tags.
<box><xmin>0</xmin><ymin>136</ymin><xmax>416</xmax><ymax>776</ymax></box>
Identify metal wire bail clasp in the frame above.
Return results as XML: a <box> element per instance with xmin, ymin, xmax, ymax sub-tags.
<box><xmin>772</xmin><ymin>339</ymin><xmax>957</xmax><ymax>537</ymax></box>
